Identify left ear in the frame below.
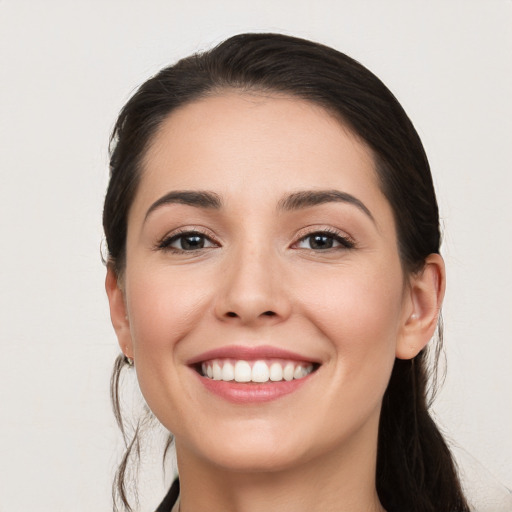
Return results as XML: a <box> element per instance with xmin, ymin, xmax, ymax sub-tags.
<box><xmin>396</xmin><ymin>253</ymin><xmax>446</xmax><ymax>360</ymax></box>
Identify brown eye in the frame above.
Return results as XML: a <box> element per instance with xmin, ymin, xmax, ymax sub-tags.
<box><xmin>159</xmin><ymin>231</ymin><xmax>216</xmax><ymax>251</ymax></box>
<box><xmin>296</xmin><ymin>231</ymin><xmax>354</xmax><ymax>251</ymax></box>
<box><xmin>178</xmin><ymin>234</ymin><xmax>206</xmax><ymax>250</ymax></box>
<box><xmin>308</xmin><ymin>234</ymin><xmax>334</xmax><ymax>250</ymax></box>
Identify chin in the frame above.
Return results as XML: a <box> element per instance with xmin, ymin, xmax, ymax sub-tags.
<box><xmin>206</xmin><ymin>444</ymin><xmax>308</xmax><ymax>474</ymax></box>
<box><xmin>182</xmin><ymin>422</ymin><xmax>314</xmax><ymax>474</ymax></box>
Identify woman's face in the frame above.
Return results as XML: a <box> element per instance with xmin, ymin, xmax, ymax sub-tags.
<box><xmin>113</xmin><ymin>92</ymin><xmax>416</xmax><ymax>472</ymax></box>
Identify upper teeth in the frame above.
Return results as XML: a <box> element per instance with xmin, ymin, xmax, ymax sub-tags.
<box><xmin>201</xmin><ymin>359</ymin><xmax>314</xmax><ymax>383</ymax></box>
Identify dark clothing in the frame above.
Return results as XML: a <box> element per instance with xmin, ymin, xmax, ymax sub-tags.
<box><xmin>156</xmin><ymin>478</ymin><xmax>180</xmax><ymax>512</ymax></box>
<box><xmin>156</xmin><ymin>478</ymin><xmax>401</xmax><ymax>511</ymax></box>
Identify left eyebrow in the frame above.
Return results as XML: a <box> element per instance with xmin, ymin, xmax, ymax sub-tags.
<box><xmin>277</xmin><ymin>190</ymin><xmax>375</xmax><ymax>223</ymax></box>
<box><xmin>144</xmin><ymin>190</ymin><xmax>222</xmax><ymax>222</ymax></box>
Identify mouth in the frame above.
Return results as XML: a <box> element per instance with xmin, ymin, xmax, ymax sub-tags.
<box><xmin>188</xmin><ymin>346</ymin><xmax>321</xmax><ymax>403</ymax></box>
<box><xmin>195</xmin><ymin>358</ymin><xmax>319</xmax><ymax>383</ymax></box>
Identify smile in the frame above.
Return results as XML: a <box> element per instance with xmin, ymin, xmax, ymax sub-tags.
<box><xmin>188</xmin><ymin>345</ymin><xmax>321</xmax><ymax>403</ymax></box>
<box><xmin>200</xmin><ymin>359</ymin><xmax>316</xmax><ymax>383</ymax></box>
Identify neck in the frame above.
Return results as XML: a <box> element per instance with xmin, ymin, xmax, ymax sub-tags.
<box><xmin>175</xmin><ymin>417</ymin><xmax>385</xmax><ymax>512</ymax></box>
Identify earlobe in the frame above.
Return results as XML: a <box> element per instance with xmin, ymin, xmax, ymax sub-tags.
<box><xmin>396</xmin><ymin>254</ymin><xmax>446</xmax><ymax>360</ymax></box>
<box><xmin>105</xmin><ymin>265</ymin><xmax>134</xmax><ymax>359</ymax></box>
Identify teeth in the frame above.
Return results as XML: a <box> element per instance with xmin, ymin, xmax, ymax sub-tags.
<box><xmin>221</xmin><ymin>361</ymin><xmax>234</xmax><ymax>381</ymax></box>
<box><xmin>200</xmin><ymin>359</ymin><xmax>315</xmax><ymax>383</ymax></box>
<box><xmin>234</xmin><ymin>360</ymin><xmax>252</xmax><ymax>382</ymax></box>
<box><xmin>283</xmin><ymin>362</ymin><xmax>294</xmax><ymax>381</ymax></box>
<box><xmin>293</xmin><ymin>365</ymin><xmax>304</xmax><ymax>380</ymax></box>
<box><xmin>212</xmin><ymin>361</ymin><xmax>222</xmax><ymax>380</ymax></box>
<box><xmin>269</xmin><ymin>362</ymin><xmax>283</xmax><ymax>381</ymax></box>
<box><xmin>251</xmin><ymin>360</ymin><xmax>270</xmax><ymax>383</ymax></box>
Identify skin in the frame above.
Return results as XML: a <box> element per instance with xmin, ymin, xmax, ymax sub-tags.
<box><xmin>106</xmin><ymin>92</ymin><xmax>445</xmax><ymax>512</ymax></box>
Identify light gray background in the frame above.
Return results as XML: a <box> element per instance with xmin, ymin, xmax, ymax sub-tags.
<box><xmin>0</xmin><ymin>1</ymin><xmax>511</xmax><ymax>510</ymax></box>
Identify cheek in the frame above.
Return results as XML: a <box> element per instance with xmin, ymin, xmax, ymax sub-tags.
<box><xmin>296</xmin><ymin>262</ymin><xmax>404</xmax><ymax>401</ymax></box>
<box><xmin>301</xmin><ymin>263</ymin><xmax>404</xmax><ymax>346</ymax></box>
<box><xmin>122</xmin><ymin>266</ymin><xmax>214</xmax><ymax>431</ymax></box>
<box><xmin>125</xmin><ymin>267</ymin><xmax>210</xmax><ymax>359</ymax></box>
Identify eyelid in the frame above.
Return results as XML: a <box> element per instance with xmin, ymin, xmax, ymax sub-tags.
<box><xmin>291</xmin><ymin>226</ymin><xmax>356</xmax><ymax>249</ymax></box>
<box><xmin>155</xmin><ymin>226</ymin><xmax>221</xmax><ymax>251</ymax></box>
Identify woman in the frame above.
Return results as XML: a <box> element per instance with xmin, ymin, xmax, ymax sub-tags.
<box><xmin>104</xmin><ymin>33</ymin><xmax>470</xmax><ymax>512</ymax></box>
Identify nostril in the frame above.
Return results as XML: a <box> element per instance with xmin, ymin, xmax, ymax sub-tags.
<box><xmin>225</xmin><ymin>310</ymin><xmax>276</xmax><ymax>318</ymax></box>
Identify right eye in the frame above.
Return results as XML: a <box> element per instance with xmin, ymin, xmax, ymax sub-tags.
<box><xmin>158</xmin><ymin>231</ymin><xmax>217</xmax><ymax>252</ymax></box>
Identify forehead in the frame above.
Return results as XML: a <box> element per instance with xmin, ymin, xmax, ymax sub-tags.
<box><xmin>133</xmin><ymin>92</ymin><xmax>387</xmax><ymax>218</ymax></box>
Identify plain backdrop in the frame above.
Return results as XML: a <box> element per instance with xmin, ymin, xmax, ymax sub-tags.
<box><xmin>0</xmin><ymin>1</ymin><xmax>511</xmax><ymax>510</ymax></box>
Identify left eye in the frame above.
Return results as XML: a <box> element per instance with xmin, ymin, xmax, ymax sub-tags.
<box><xmin>159</xmin><ymin>232</ymin><xmax>216</xmax><ymax>251</ymax></box>
<box><xmin>296</xmin><ymin>232</ymin><xmax>353</xmax><ymax>250</ymax></box>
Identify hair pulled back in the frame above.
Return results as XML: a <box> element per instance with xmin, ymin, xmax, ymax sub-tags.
<box><xmin>104</xmin><ymin>33</ymin><xmax>469</xmax><ymax>512</ymax></box>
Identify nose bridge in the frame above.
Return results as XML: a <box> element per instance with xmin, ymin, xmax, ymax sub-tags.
<box><xmin>216</xmin><ymin>234</ymin><xmax>289</xmax><ymax>324</ymax></box>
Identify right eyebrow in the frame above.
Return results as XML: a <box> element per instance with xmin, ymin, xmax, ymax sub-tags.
<box><xmin>144</xmin><ymin>190</ymin><xmax>222</xmax><ymax>222</ymax></box>
<box><xmin>277</xmin><ymin>189</ymin><xmax>375</xmax><ymax>224</ymax></box>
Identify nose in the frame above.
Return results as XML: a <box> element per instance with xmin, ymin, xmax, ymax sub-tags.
<box><xmin>214</xmin><ymin>243</ymin><xmax>292</xmax><ymax>326</ymax></box>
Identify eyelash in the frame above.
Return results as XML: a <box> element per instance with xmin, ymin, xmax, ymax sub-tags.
<box><xmin>155</xmin><ymin>228</ymin><xmax>355</xmax><ymax>253</ymax></box>
<box><xmin>294</xmin><ymin>228</ymin><xmax>356</xmax><ymax>251</ymax></box>
<box><xmin>156</xmin><ymin>228</ymin><xmax>219</xmax><ymax>253</ymax></box>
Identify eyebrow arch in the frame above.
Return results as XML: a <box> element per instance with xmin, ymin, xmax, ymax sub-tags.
<box><xmin>145</xmin><ymin>190</ymin><xmax>222</xmax><ymax>220</ymax></box>
<box><xmin>278</xmin><ymin>190</ymin><xmax>375</xmax><ymax>222</ymax></box>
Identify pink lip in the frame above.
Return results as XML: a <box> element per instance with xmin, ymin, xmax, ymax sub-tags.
<box><xmin>186</xmin><ymin>344</ymin><xmax>318</xmax><ymax>365</ymax></box>
<box><xmin>193</xmin><ymin>370</ymin><xmax>314</xmax><ymax>404</ymax></box>
<box><xmin>187</xmin><ymin>345</ymin><xmax>319</xmax><ymax>404</ymax></box>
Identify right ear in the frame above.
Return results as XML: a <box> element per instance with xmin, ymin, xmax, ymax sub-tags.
<box><xmin>105</xmin><ymin>265</ymin><xmax>134</xmax><ymax>359</ymax></box>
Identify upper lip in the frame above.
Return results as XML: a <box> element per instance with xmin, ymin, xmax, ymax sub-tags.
<box><xmin>186</xmin><ymin>345</ymin><xmax>320</xmax><ymax>365</ymax></box>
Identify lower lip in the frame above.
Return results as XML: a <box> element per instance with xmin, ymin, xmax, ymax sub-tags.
<box><xmin>195</xmin><ymin>372</ymin><xmax>314</xmax><ymax>404</ymax></box>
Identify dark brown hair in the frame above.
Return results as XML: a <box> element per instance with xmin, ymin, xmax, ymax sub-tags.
<box><xmin>104</xmin><ymin>33</ymin><xmax>470</xmax><ymax>512</ymax></box>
